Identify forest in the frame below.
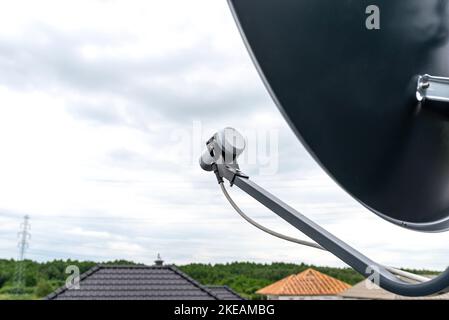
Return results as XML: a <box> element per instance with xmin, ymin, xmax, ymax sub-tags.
<box><xmin>0</xmin><ymin>259</ymin><xmax>438</xmax><ymax>300</ymax></box>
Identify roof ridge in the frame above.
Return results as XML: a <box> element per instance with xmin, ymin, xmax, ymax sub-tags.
<box><xmin>45</xmin><ymin>265</ymin><xmax>102</xmax><ymax>300</ymax></box>
<box><xmin>296</xmin><ymin>268</ymin><xmax>315</xmax><ymax>277</ymax></box>
<box><xmin>168</xmin><ymin>265</ymin><xmax>220</xmax><ymax>300</ymax></box>
<box><xmin>256</xmin><ymin>274</ymin><xmax>294</xmax><ymax>295</ymax></box>
<box><xmin>222</xmin><ymin>285</ymin><xmax>245</xmax><ymax>299</ymax></box>
<box><xmin>206</xmin><ymin>285</ymin><xmax>245</xmax><ymax>300</ymax></box>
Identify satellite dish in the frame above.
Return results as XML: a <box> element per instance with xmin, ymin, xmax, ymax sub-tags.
<box><xmin>201</xmin><ymin>0</ymin><xmax>449</xmax><ymax>296</ymax></box>
<box><xmin>228</xmin><ymin>0</ymin><xmax>449</xmax><ymax>231</ymax></box>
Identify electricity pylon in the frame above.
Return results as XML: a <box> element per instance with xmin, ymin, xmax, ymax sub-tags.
<box><xmin>14</xmin><ymin>215</ymin><xmax>30</xmax><ymax>294</ymax></box>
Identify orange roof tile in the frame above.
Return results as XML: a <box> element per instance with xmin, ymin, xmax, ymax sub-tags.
<box><xmin>256</xmin><ymin>268</ymin><xmax>351</xmax><ymax>296</ymax></box>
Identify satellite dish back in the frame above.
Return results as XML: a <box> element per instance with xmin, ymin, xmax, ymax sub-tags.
<box><xmin>229</xmin><ymin>0</ymin><xmax>449</xmax><ymax>231</ymax></box>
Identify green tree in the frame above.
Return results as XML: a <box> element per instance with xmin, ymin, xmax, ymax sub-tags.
<box><xmin>35</xmin><ymin>280</ymin><xmax>53</xmax><ymax>297</ymax></box>
<box><xmin>25</xmin><ymin>273</ymin><xmax>37</xmax><ymax>287</ymax></box>
<box><xmin>0</xmin><ymin>272</ymin><xmax>7</xmax><ymax>289</ymax></box>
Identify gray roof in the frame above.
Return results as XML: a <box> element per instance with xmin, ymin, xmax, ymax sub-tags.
<box><xmin>206</xmin><ymin>286</ymin><xmax>245</xmax><ymax>300</ymax></box>
<box><xmin>46</xmin><ymin>265</ymin><xmax>221</xmax><ymax>300</ymax></box>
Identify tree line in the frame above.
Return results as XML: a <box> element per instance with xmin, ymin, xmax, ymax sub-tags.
<box><xmin>0</xmin><ymin>259</ymin><xmax>437</xmax><ymax>299</ymax></box>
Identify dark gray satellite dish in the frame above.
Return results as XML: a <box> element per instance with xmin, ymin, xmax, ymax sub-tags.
<box><xmin>200</xmin><ymin>0</ymin><xmax>449</xmax><ymax>296</ymax></box>
<box><xmin>230</xmin><ymin>0</ymin><xmax>449</xmax><ymax>232</ymax></box>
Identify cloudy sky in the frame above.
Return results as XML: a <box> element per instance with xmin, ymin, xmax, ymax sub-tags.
<box><xmin>0</xmin><ymin>0</ymin><xmax>448</xmax><ymax>271</ymax></box>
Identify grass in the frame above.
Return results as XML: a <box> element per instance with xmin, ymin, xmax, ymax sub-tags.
<box><xmin>0</xmin><ymin>294</ymin><xmax>38</xmax><ymax>300</ymax></box>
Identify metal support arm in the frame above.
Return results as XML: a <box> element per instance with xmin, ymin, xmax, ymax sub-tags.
<box><xmin>217</xmin><ymin>164</ymin><xmax>449</xmax><ymax>297</ymax></box>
